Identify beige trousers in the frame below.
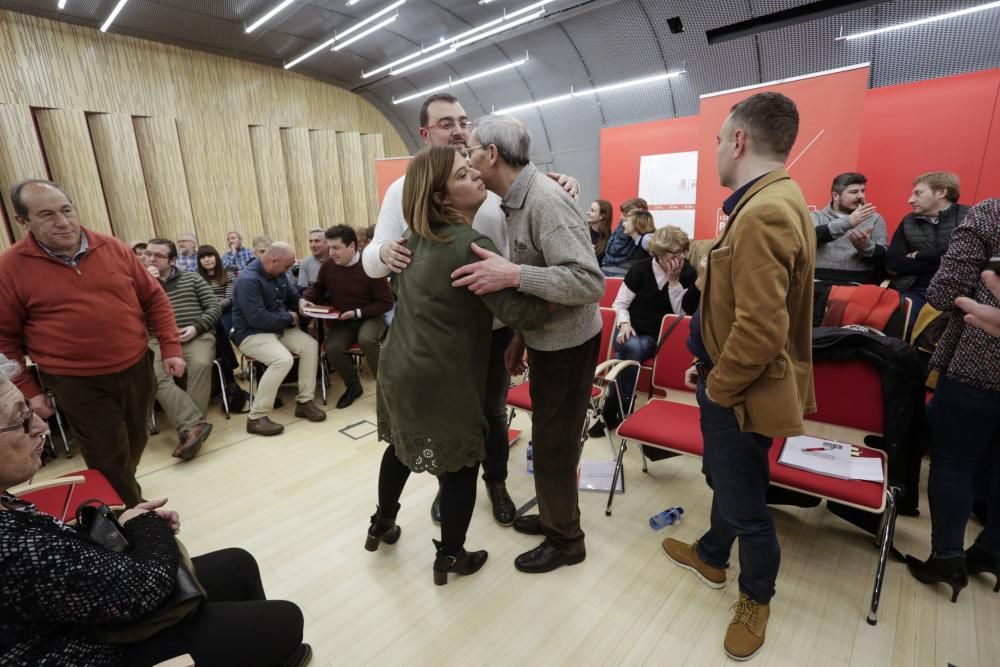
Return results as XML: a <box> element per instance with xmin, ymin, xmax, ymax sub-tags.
<box><xmin>239</xmin><ymin>328</ymin><xmax>318</xmax><ymax>419</ymax></box>
<box><xmin>149</xmin><ymin>333</ymin><xmax>216</xmax><ymax>434</ymax></box>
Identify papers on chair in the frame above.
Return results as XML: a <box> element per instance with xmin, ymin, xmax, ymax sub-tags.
<box><xmin>779</xmin><ymin>435</ymin><xmax>883</xmax><ymax>482</ymax></box>
<box><xmin>578</xmin><ymin>459</ymin><xmax>624</xmax><ymax>494</ymax></box>
<box><xmin>302</xmin><ymin>305</ymin><xmax>341</xmax><ymax>319</ymax></box>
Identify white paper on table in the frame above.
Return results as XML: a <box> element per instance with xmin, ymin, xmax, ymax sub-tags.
<box><xmin>849</xmin><ymin>457</ymin><xmax>885</xmax><ymax>483</ymax></box>
<box><xmin>778</xmin><ymin>435</ymin><xmax>853</xmax><ymax>480</ymax></box>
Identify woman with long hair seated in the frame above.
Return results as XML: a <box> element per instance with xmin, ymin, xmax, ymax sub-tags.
<box><xmin>0</xmin><ymin>354</ymin><xmax>309</xmax><ymax>666</ymax></box>
<box><xmin>366</xmin><ymin>145</ymin><xmax>550</xmax><ymax>584</ymax></box>
<box><xmin>590</xmin><ymin>225</ymin><xmax>700</xmax><ymax>437</ymax></box>
<box><xmin>587</xmin><ymin>199</ymin><xmax>613</xmax><ymax>264</ymax></box>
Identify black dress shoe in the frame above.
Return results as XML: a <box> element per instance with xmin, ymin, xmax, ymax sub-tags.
<box><xmin>587</xmin><ymin>422</ymin><xmax>606</xmax><ymax>438</ymax></box>
<box><xmin>430</xmin><ymin>491</ymin><xmax>442</xmax><ymax>524</ymax></box>
<box><xmin>486</xmin><ymin>482</ymin><xmax>516</xmax><ymax>526</ymax></box>
<box><xmin>966</xmin><ymin>544</ymin><xmax>1000</xmax><ymax>593</ymax></box>
<box><xmin>513</xmin><ymin>514</ymin><xmax>544</xmax><ymax>535</ymax></box>
<box><xmin>515</xmin><ymin>539</ymin><xmax>585</xmax><ymax>573</ymax></box>
<box><xmin>336</xmin><ymin>382</ymin><xmax>363</xmax><ymax>409</ymax></box>
<box><xmin>282</xmin><ymin>643</ymin><xmax>312</xmax><ymax>667</ymax></box>
<box><xmin>905</xmin><ymin>553</ymin><xmax>968</xmax><ymax>602</ymax></box>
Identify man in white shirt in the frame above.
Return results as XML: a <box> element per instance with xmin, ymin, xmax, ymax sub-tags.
<box><xmin>363</xmin><ymin>93</ymin><xmax>580</xmax><ymax>528</ymax></box>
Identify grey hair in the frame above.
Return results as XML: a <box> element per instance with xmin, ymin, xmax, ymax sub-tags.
<box><xmin>251</xmin><ymin>234</ymin><xmax>273</xmax><ymax>249</ymax></box>
<box><xmin>473</xmin><ymin>114</ymin><xmax>531</xmax><ymax>167</ymax></box>
<box><xmin>308</xmin><ymin>228</ymin><xmax>324</xmax><ymax>235</ymax></box>
<box><xmin>0</xmin><ymin>353</ymin><xmax>22</xmax><ymax>382</ymax></box>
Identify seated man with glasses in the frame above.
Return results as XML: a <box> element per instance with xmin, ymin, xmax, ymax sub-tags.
<box><xmin>591</xmin><ymin>225</ymin><xmax>700</xmax><ymax>437</ymax></box>
<box><xmin>145</xmin><ymin>239</ymin><xmax>221</xmax><ymax>460</ymax></box>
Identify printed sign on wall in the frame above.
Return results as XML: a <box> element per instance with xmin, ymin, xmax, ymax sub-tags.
<box><xmin>637</xmin><ymin>150</ymin><xmax>698</xmax><ymax>238</ymax></box>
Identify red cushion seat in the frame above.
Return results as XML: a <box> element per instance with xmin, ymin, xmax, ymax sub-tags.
<box><xmin>508</xmin><ymin>382</ymin><xmax>601</xmax><ymax>413</ymax></box>
<box><xmin>770</xmin><ymin>440</ymin><xmax>886</xmax><ymax>512</ymax></box>
<box><xmin>615</xmin><ymin>399</ymin><xmax>703</xmax><ymax>457</ymax></box>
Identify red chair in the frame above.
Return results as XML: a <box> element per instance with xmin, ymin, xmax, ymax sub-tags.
<box><xmin>612</xmin><ymin>325</ymin><xmax>898</xmax><ymax>625</ymax></box>
<box><xmin>599</xmin><ymin>277</ymin><xmax>623</xmax><ymax>308</ymax></box>
<box><xmin>10</xmin><ymin>469</ymin><xmax>125</xmax><ymax>523</ymax></box>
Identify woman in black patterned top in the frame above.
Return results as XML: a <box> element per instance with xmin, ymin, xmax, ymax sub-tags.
<box><xmin>0</xmin><ymin>354</ymin><xmax>310</xmax><ymax>666</ymax></box>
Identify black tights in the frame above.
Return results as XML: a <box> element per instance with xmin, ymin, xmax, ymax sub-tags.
<box><xmin>377</xmin><ymin>444</ymin><xmax>479</xmax><ymax>553</ymax></box>
<box><xmin>120</xmin><ymin>548</ymin><xmax>303</xmax><ymax>667</ymax></box>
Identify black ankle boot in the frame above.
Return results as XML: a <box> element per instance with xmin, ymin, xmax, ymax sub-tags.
<box><xmin>432</xmin><ymin>539</ymin><xmax>488</xmax><ymax>586</ymax></box>
<box><xmin>905</xmin><ymin>553</ymin><xmax>969</xmax><ymax>602</ymax></box>
<box><xmin>966</xmin><ymin>544</ymin><xmax>1000</xmax><ymax>593</ymax></box>
<box><xmin>365</xmin><ymin>504</ymin><xmax>401</xmax><ymax>552</ymax></box>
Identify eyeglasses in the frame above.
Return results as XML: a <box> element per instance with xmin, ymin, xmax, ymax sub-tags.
<box><xmin>144</xmin><ymin>251</ymin><xmax>171</xmax><ymax>260</ymax></box>
<box><xmin>0</xmin><ymin>406</ymin><xmax>34</xmax><ymax>434</ymax></box>
<box><xmin>423</xmin><ymin>119</ymin><xmax>472</xmax><ymax>132</ymax></box>
<box><xmin>460</xmin><ymin>145</ymin><xmax>484</xmax><ymax>160</ymax></box>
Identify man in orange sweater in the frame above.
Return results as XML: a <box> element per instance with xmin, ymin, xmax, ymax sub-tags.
<box><xmin>0</xmin><ymin>180</ymin><xmax>184</xmax><ymax>505</ymax></box>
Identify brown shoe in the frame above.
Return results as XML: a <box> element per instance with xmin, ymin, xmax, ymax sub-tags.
<box><xmin>724</xmin><ymin>593</ymin><xmax>769</xmax><ymax>661</ymax></box>
<box><xmin>662</xmin><ymin>538</ymin><xmax>727</xmax><ymax>589</ymax></box>
<box><xmin>295</xmin><ymin>400</ymin><xmax>327</xmax><ymax>422</ymax></box>
<box><xmin>247</xmin><ymin>416</ymin><xmax>284</xmax><ymax>436</ymax></box>
<box><xmin>172</xmin><ymin>422</ymin><xmax>212</xmax><ymax>461</ymax></box>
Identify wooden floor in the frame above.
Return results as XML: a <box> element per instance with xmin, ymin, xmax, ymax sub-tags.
<box><xmin>35</xmin><ymin>371</ymin><xmax>999</xmax><ymax>667</ymax></box>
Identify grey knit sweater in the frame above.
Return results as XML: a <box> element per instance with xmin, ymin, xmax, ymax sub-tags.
<box><xmin>502</xmin><ymin>163</ymin><xmax>604</xmax><ymax>351</ymax></box>
<box><xmin>811</xmin><ymin>204</ymin><xmax>888</xmax><ymax>283</ymax></box>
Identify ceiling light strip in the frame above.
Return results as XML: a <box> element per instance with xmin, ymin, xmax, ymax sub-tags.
<box><xmin>393</xmin><ymin>54</ymin><xmax>529</xmax><ymax>104</ymax></box>
<box><xmin>100</xmin><ymin>0</ymin><xmax>130</xmax><ymax>32</ymax></box>
<box><xmin>390</xmin><ymin>48</ymin><xmax>458</xmax><ymax>75</ymax></box>
<box><xmin>362</xmin><ymin>0</ymin><xmax>552</xmax><ymax>79</ymax></box>
<box><xmin>496</xmin><ymin>70</ymin><xmax>685</xmax><ymax>114</ymax></box>
<box><xmin>453</xmin><ymin>11</ymin><xmax>544</xmax><ymax>49</ymax></box>
<box><xmin>285</xmin><ymin>0</ymin><xmax>405</xmax><ymax>69</ymax></box>
<box><xmin>246</xmin><ymin>0</ymin><xmax>299</xmax><ymax>33</ymax></box>
<box><xmin>836</xmin><ymin>1</ymin><xmax>1000</xmax><ymax>40</ymax></box>
<box><xmin>333</xmin><ymin>14</ymin><xmax>398</xmax><ymax>50</ymax></box>
<box><xmin>58</xmin><ymin>0</ymin><xmax>67</xmax><ymax>9</ymax></box>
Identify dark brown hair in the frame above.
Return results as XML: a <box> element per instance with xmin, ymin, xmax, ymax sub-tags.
<box><xmin>197</xmin><ymin>244</ymin><xmax>229</xmax><ymax>286</ymax></box>
<box><xmin>729</xmin><ymin>91</ymin><xmax>799</xmax><ymax>160</ymax></box>
<box><xmin>419</xmin><ymin>93</ymin><xmax>461</xmax><ymax>128</ymax></box>
<box><xmin>591</xmin><ymin>199</ymin><xmax>613</xmax><ymax>255</ymax></box>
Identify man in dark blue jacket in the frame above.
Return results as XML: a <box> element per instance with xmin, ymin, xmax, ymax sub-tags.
<box><xmin>233</xmin><ymin>242</ymin><xmax>326</xmax><ymax>436</ymax></box>
<box><xmin>600</xmin><ymin>197</ymin><xmax>649</xmax><ymax>276</ymax></box>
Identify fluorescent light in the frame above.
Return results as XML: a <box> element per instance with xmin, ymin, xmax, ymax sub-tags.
<box><xmin>837</xmin><ymin>1</ymin><xmax>1000</xmax><ymax>40</ymax></box>
<box><xmin>347</xmin><ymin>0</ymin><xmax>365</xmax><ymax>5</ymax></box>
<box><xmin>246</xmin><ymin>0</ymin><xmax>298</xmax><ymax>33</ymax></box>
<box><xmin>332</xmin><ymin>14</ymin><xmax>397</xmax><ymax>50</ymax></box>
<box><xmin>496</xmin><ymin>70</ymin><xmax>685</xmax><ymax>114</ymax></box>
<box><xmin>286</xmin><ymin>0</ymin><xmax>405</xmax><ymax>68</ymax></box>
<box><xmin>58</xmin><ymin>0</ymin><xmax>67</xmax><ymax>9</ymax></box>
<box><xmin>100</xmin><ymin>0</ymin><xmax>129</xmax><ymax>32</ymax></box>
<box><xmin>452</xmin><ymin>10</ymin><xmax>543</xmax><ymax>49</ymax></box>
<box><xmin>393</xmin><ymin>54</ymin><xmax>529</xmax><ymax>104</ymax></box>
<box><xmin>362</xmin><ymin>0</ymin><xmax>552</xmax><ymax>79</ymax></box>
<box><xmin>337</xmin><ymin>0</ymin><xmax>405</xmax><ymax>41</ymax></box>
<box><xmin>390</xmin><ymin>48</ymin><xmax>457</xmax><ymax>75</ymax></box>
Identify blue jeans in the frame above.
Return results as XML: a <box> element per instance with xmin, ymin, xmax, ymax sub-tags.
<box><xmin>695</xmin><ymin>379</ymin><xmax>780</xmax><ymax>604</ymax></box>
<box><xmin>928</xmin><ymin>376</ymin><xmax>1000</xmax><ymax>558</ymax></box>
<box><xmin>602</xmin><ymin>331</ymin><xmax>655</xmax><ymax>427</ymax></box>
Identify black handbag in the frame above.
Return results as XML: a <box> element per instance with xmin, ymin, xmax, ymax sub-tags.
<box><xmin>76</xmin><ymin>499</ymin><xmax>207</xmax><ymax>643</ymax></box>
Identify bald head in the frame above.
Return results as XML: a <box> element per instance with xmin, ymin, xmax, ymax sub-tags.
<box><xmin>260</xmin><ymin>241</ymin><xmax>296</xmax><ymax>277</ymax></box>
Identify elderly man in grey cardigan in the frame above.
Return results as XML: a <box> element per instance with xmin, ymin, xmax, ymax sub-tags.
<box><xmin>453</xmin><ymin>114</ymin><xmax>605</xmax><ymax>573</ymax></box>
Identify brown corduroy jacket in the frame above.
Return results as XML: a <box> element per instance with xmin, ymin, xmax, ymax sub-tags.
<box><xmin>701</xmin><ymin>169</ymin><xmax>817</xmax><ymax>438</ymax></box>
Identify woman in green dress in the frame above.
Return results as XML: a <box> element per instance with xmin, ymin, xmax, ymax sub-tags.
<box><xmin>366</xmin><ymin>145</ymin><xmax>550</xmax><ymax>585</ymax></box>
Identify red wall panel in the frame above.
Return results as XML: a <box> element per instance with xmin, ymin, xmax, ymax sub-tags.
<box><xmin>975</xmin><ymin>85</ymin><xmax>1000</xmax><ymax>202</ymax></box>
<box><xmin>858</xmin><ymin>69</ymin><xmax>1000</xmax><ymax>235</ymax></box>
<box><xmin>599</xmin><ymin>116</ymin><xmax>699</xmax><ymax>214</ymax></box>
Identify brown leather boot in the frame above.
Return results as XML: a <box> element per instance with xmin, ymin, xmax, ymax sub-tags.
<box><xmin>247</xmin><ymin>416</ymin><xmax>284</xmax><ymax>436</ymax></box>
<box><xmin>662</xmin><ymin>538</ymin><xmax>727</xmax><ymax>588</ymax></box>
<box><xmin>294</xmin><ymin>400</ymin><xmax>327</xmax><ymax>422</ymax></box>
<box><xmin>172</xmin><ymin>422</ymin><xmax>212</xmax><ymax>461</ymax></box>
<box><xmin>724</xmin><ymin>593</ymin><xmax>770</xmax><ymax>661</ymax></box>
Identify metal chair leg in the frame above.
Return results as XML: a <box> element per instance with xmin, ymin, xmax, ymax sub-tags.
<box><xmin>867</xmin><ymin>486</ymin><xmax>899</xmax><ymax>626</ymax></box>
<box><xmin>214</xmin><ymin>359</ymin><xmax>230</xmax><ymax>419</ymax></box>
<box><xmin>48</xmin><ymin>393</ymin><xmax>72</xmax><ymax>458</ymax></box>
<box><xmin>606</xmin><ymin>438</ymin><xmax>628</xmax><ymax>516</ymax></box>
<box><xmin>149</xmin><ymin>410</ymin><xmax>158</xmax><ymax>435</ymax></box>
<box><xmin>248</xmin><ymin>361</ymin><xmax>255</xmax><ymax>409</ymax></box>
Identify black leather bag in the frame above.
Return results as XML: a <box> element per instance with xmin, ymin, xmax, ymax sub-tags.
<box><xmin>76</xmin><ymin>500</ymin><xmax>207</xmax><ymax>643</ymax></box>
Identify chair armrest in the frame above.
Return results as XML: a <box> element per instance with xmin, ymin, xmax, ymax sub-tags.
<box><xmin>602</xmin><ymin>360</ymin><xmax>641</xmax><ymax>384</ymax></box>
<box><xmin>8</xmin><ymin>475</ymin><xmax>86</xmax><ymax>497</ymax></box>
<box><xmin>154</xmin><ymin>655</ymin><xmax>195</xmax><ymax>667</ymax></box>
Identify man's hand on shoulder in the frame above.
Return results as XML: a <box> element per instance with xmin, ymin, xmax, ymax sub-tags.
<box><xmin>378</xmin><ymin>237</ymin><xmax>412</xmax><ymax>273</ymax></box>
<box><xmin>547</xmin><ymin>172</ymin><xmax>580</xmax><ymax>200</ymax></box>
<box><xmin>451</xmin><ymin>243</ymin><xmax>522</xmax><ymax>295</ymax></box>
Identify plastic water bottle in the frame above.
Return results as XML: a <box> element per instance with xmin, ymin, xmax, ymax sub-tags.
<box><xmin>526</xmin><ymin>440</ymin><xmax>534</xmax><ymax>475</ymax></box>
<box><xmin>649</xmin><ymin>506</ymin><xmax>684</xmax><ymax>530</ymax></box>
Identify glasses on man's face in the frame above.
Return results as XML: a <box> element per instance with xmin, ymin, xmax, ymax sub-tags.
<box><xmin>424</xmin><ymin>119</ymin><xmax>472</xmax><ymax>132</ymax></box>
<box><xmin>144</xmin><ymin>251</ymin><xmax>170</xmax><ymax>260</ymax></box>
<box><xmin>0</xmin><ymin>406</ymin><xmax>34</xmax><ymax>434</ymax></box>
<box><xmin>460</xmin><ymin>145</ymin><xmax>484</xmax><ymax>160</ymax></box>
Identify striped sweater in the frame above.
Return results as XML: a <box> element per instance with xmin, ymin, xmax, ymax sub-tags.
<box><xmin>157</xmin><ymin>268</ymin><xmax>221</xmax><ymax>334</ymax></box>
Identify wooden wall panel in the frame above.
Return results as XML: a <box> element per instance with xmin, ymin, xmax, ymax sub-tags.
<box><xmin>33</xmin><ymin>109</ymin><xmax>112</xmax><ymax>235</ymax></box>
<box><xmin>310</xmin><ymin>129</ymin><xmax>346</xmax><ymax>229</ymax></box>
<box><xmin>88</xmin><ymin>113</ymin><xmax>155</xmax><ymax>243</ymax></box>
<box><xmin>359</xmin><ymin>134</ymin><xmax>385</xmax><ymax>226</ymax></box>
<box><xmin>336</xmin><ymin>132</ymin><xmax>369</xmax><ymax>229</ymax></box>
<box><xmin>0</xmin><ymin>103</ymin><xmax>48</xmax><ymax>245</ymax></box>
<box><xmin>249</xmin><ymin>125</ymin><xmax>294</xmax><ymax>250</ymax></box>
<box><xmin>280</xmin><ymin>127</ymin><xmax>320</xmax><ymax>257</ymax></box>
<box><xmin>177</xmin><ymin>115</ymin><xmax>263</xmax><ymax>252</ymax></box>
<box><xmin>133</xmin><ymin>116</ymin><xmax>196</xmax><ymax>243</ymax></box>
